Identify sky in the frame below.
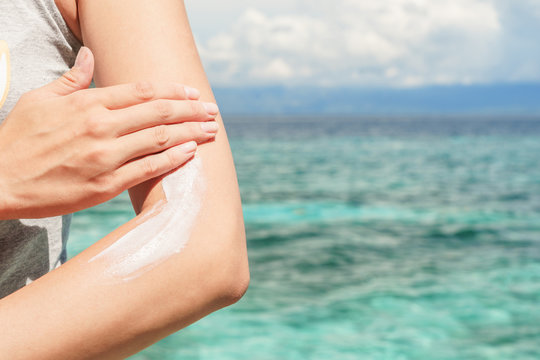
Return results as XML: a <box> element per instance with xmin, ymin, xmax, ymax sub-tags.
<box><xmin>185</xmin><ymin>0</ymin><xmax>540</xmax><ymax>88</ymax></box>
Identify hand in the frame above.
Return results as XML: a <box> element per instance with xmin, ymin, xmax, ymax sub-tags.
<box><xmin>0</xmin><ymin>47</ymin><xmax>219</xmax><ymax>219</ymax></box>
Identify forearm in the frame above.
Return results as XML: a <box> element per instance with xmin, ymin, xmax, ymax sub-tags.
<box><xmin>0</xmin><ymin>207</ymin><xmax>241</xmax><ymax>359</ymax></box>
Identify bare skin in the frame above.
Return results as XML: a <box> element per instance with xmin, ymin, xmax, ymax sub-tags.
<box><xmin>0</xmin><ymin>47</ymin><xmax>220</xmax><ymax>219</ymax></box>
<box><xmin>0</xmin><ymin>1</ymin><xmax>249</xmax><ymax>358</ymax></box>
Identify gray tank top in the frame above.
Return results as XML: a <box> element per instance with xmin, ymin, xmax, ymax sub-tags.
<box><xmin>0</xmin><ymin>0</ymin><xmax>82</xmax><ymax>298</ymax></box>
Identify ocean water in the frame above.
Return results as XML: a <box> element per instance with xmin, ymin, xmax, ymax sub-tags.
<box><xmin>68</xmin><ymin>116</ymin><xmax>540</xmax><ymax>359</ymax></box>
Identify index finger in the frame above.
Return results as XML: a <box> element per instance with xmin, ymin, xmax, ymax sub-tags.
<box><xmin>90</xmin><ymin>81</ymin><xmax>200</xmax><ymax>110</ymax></box>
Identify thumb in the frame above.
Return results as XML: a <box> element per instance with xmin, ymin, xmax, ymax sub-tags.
<box><xmin>40</xmin><ymin>46</ymin><xmax>95</xmax><ymax>97</ymax></box>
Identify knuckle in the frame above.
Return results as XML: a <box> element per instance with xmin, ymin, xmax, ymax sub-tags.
<box><xmin>86</xmin><ymin>145</ymin><xmax>109</xmax><ymax>166</ymax></box>
<box><xmin>154</xmin><ymin>100</ymin><xmax>173</xmax><ymax>121</ymax></box>
<box><xmin>141</xmin><ymin>157</ymin><xmax>158</xmax><ymax>177</ymax></box>
<box><xmin>188</xmin><ymin>101</ymin><xmax>202</xmax><ymax>117</ymax></box>
<box><xmin>107</xmin><ymin>177</ymin><xmax>122</xmax><ymax>196</ymax></box>
<box><xmin>166</xmin><ymin>148</ymin><xmax>180</xmax><ymax>168</ymax></box>
<box><xmin>84</xmin><ymin>115</ymin><xmax>108</xmax><ymax>137</ymax></box>
<box><xmin>134</xmin><ymin>81</ymin><xmax>155</xmax><ymax>101</ymax></box>
<box><xmin>153</xmin><ymin>125</ymin><xmax>170</xmax><ymax>146</ymax></box>
<box><xmin>189</xmin><ymin>124</ymin><xmax>203</xmax><ymax>138</ymax></box>
<box><xmin>61</xmin><ymin>69</ymin><xmax>81</xmax><ymax>89</ymax></box>
<box><xmin>174</xmin><ymin>84</ymin><xmax>187</xmax><ymax>99</ymax></box>
<box><xmin>92</xmin><ymin>174</ymin><xmax>119</xmax><ymax>198</ymax></box>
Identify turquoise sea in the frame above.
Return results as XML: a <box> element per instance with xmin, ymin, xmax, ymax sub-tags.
<box><xmin>68</xmin><ymin>116</ymin><xmax>540</xmax><ymax>359</ymax></box>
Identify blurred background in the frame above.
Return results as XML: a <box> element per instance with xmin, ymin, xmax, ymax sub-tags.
<box><xmin>69</xmin><ymin>1</ymin><xmax>540</xmax><ymax>359</ymax></box>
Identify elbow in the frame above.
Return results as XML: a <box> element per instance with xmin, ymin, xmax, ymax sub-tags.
<box><xmin>190</xmin><ymin>197</ymin><xmax>249</xmax><ymax>309</ymax></box>
<box><xmin>221</xmin><ymin>265</ymin><xmax>250</xmax><ymax>306</ymax></box>
<box><xmin>214</xmin><ymin>224</ymin><xmax>250</xmax><ymax>307</ymax></box>
<box><xmin>228</xmin><ymin>249</ymin><xmax>250</xmax><ymax>305</ymax></box>
<box><xmin>221</xmin><ymin>238</ymin><xmax>250</xmax><ymax>306</ymax></box>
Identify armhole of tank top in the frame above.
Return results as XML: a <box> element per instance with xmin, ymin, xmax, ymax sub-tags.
<box><xmin>47</xmin><ymin>0</ymin><xmax>83</xmax><ymax>54</ymax></box>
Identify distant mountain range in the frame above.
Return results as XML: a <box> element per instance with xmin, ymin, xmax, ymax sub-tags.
<box><xmin>213</xmin><ymin>83</ymin><xmax>540</xmax><ymax>115</ymax></box>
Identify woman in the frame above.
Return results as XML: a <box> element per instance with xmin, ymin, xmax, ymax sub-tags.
<box><xmin>0</xmin><ymin>0</ymin><xmax>249</xmax><ymax>358</ymax></box>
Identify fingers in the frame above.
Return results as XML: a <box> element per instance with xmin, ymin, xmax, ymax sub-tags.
<box><xmin>111</xmin><ymin>99</ymin><xmax>219</xmax><ymax>136</ymax></box>
<box><xmin>34</xmin><ymin>47</ymin><xmax>94</xmax><ymax>100</ymax></box>
<box><xmin>92</xmin><ymin>81</ymin><xmax>201</xmax><ymax>110</ymax></box>
<box><xmin>113</xmin><ymin>121</ymin><xmax>218</xmax><ymax>165</ymax></box>
<box><xmin>114</xmin><ymin>141</ymin><xmax>198</xmax><ymax>191</ymax></box>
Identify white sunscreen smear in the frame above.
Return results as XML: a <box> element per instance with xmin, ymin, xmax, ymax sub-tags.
<box><xmin>89</xmin><ymin>155</ymin><xmax>205</xmax><ymax>280</ymax></box>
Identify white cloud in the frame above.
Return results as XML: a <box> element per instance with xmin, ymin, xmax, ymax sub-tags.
<box><xmin>250</xmin><ymin>58</ymin><xmax>294</xmax><ymax>80</ymax></box>
<box><xmin>337</xmin><ymin>0</ymin><xmax>501</xmax><ymax>85</ymax></box>
<box><xmin>197</xmin><ymin>8</ymin><xmax>328</xmax><ymax>84</ymax></box>
<box><xmin>188</xmin><ymin>0</ymin><xmax>540</xmax><ymax>87</ymax></box>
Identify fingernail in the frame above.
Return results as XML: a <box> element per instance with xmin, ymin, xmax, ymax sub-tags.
<box><xmin>203</xmin><ymin>102</ymin><xmax>219</xmax><ymax>115</ymax></box>
<box><xmin>178</xmin><ymin>141</ymin><xmax>197</xmax><ymax>154</ymax></box>
<box><xmin>200</xmin><ymin>121</ymin><xmax>219</xmax><ymax>133</ymax></box>
<box><xmin>74</xmin><ymin>46</ymin><xmax>89</xmax><ymax>68</ymax></box>
<box><xmin>184</xmin><ymin>86</ymin><xmax>200</xmax><ymax>100</ymax></box>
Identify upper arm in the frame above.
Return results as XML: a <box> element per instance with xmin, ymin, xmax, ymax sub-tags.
<box><xmin>78</xmin><ymin>0</ymin><xmax>244</xmax><ymax>219</ymax></box>
<box><xmin>77</xmin><ymin>0</ymin><xmax>248</xmax><ymax>299</ymax></box>
<box><xmin>78</xmin><ymin>0</ymin><xmax>248</xmax><ymax>292</ymax></box>
<box><xmin>78</xmin><ymin>0</ymin><xmax>223</xmax><ymax>211</ymax></box>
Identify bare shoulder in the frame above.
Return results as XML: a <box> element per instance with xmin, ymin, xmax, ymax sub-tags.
<box><xmin>55</xmin><ymin>0</ymin><xmax>82</xmax><ymax>42</ymax></box>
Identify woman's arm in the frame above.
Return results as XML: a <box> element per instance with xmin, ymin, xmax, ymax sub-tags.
<box><xmin>0</xmin><ymin>1</ymin><xmax>249</xmax><ymax>358</ymax></box>
<box><xmin>78</xmin><ymin>0</ymin><xmax>238</xmax><ymax>216</ymax></box>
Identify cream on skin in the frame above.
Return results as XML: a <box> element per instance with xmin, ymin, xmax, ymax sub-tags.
<box><xmin>89</xmin><ymin>154</ymin><xmax>205</xmax><ymax>280</ymax></box>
